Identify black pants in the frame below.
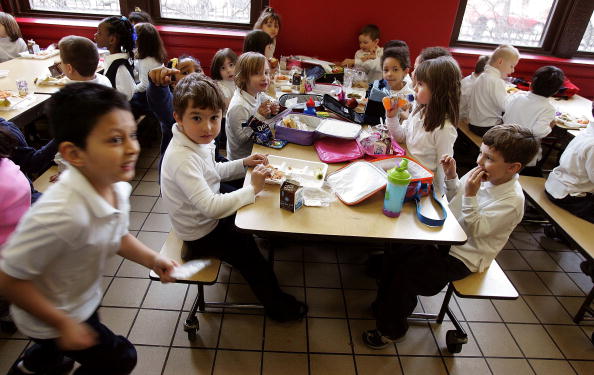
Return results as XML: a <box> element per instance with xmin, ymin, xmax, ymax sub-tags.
<box><xmin>546</xmin><ymin>190</ymin><xmax>594</xmax><ymax>223</ymax></box>
<box><xmin>375</xmin><ymin>244</ymin><xmax>471</xmax><ymax>338</ymax></box>
<box><xmin>22</xmin><ymin>311</ymin><xmax>136</xmax><ymax>375</ymax></box>
<box><xmin>469</xmin><ymin>124</ymin><xmax>492</xmax><ymax>137</ymax></box>
<box><xmin>520</xmin><ymin>166</ymin><xmax>543</xmax><ymax>177</ymax></box>
<box><xmin>184</xmin><ymin>215</ymin><xmax>284</xmax><ymax>308</ymax></box>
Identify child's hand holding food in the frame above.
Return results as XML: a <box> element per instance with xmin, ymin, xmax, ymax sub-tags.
<box><xmin>251</xmin><ymin>164</ymin><xmax>272</xmax><ymax>194</ymax></box>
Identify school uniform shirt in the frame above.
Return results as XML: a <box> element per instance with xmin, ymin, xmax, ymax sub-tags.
<box><xmin>134</xmin><ymin>57</ymin><xmax>162</xmax><ymax>93</ymax></box>
<box><xmin>0</xmin><ymin>166</ymin><xmax>131</xmax><ymax>339</ymax></box>
<box><xmin>386</xmin><ymin>110</ymin><xmax>457</xmax><ymax>195</ymax></box>
<box><xmin>446</xmin><ymin>173</ymin><xmax>524</xmax><ymax>272</ymax></box>
<box><xmin>459</xmin><ymin>73</ymin><xmax>478</xmax><ymax>121</ymax></box>
<box><xmin>0</xmin><ymin>159</ymin><xmax>30</xmax><ymax>246</ymax></box>
<box><xmin>0</xmin><ymin>37</ymin><xmax>27</xmax><ymax>63</ymax></box>
<box><xmin>216</xmin><ymin>80</ymin><xmax>236</xmax><ymax>103</ymax></box>
<box><xmin>67</xmin><ymin>73</ymin><xmax>112</xmax><ymax>88</ymax></box>
<box><xmin>161</xmin><ymin>124</ymin><xmax>255</xmax><ymax>241</ymax></box>
<box><xmin>104</xmin><ymin>52</ymin><xmax>136</xmax><ymax>101</ymax></box>
<box><xmin>545</xmin><ymin>123</ymin><xmax>594</xmax><ymax>199</ymax></box>
<box><xmin>355</xmin><ymin>47</ymin><xmax>384</xmax><ymax>82</ymax></box>
<box><xmin>468</xmin><ymin>65</ymin><xmax>507</xmax><ymax>128</ymax></box>
<box><xmin>503</xmin><ymin>91</ymin><xmax>555</xmax><ymax>166</ymax></box>
<box><xmin>225</xmin><ymin>88</ymin><xmax>267</xmax><ymax>160</ymax></box>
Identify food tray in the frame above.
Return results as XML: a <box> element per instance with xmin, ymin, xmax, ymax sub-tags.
<box><xmin>556</xmin><ymin>112</ymin><xmax>590</xmax><ymax>129</ymax></box>
<box><xmin>0</xmin><ymin>92</ymin><xmax>33</xmax><ymax>111</ymax></box>
<box><xmin>264</xmin><ymin>155</ymin><xmax>328</xmax><ymax>188</ymax></box>
<box><xmin>0</xmin><ymin>70</ymin><xmax>8</xmax><ymax>78</ymax></box>
<box><xmin>35</xmin><ymin>75</ymin><xmax>69</xmax><ymax>86</ymax></box>
<box><xmin>326</xmin><ymin>161</ymin><xmax>387</xmax><ymax>205</ymax></box>
<box><xmin>316</xmin><ymin>119</ymin><xmax>362</xmax><ymax>139</ymax></box>
<box><xmin>19</xmin><ymin>50</ymin><xmax>60</xmax><ymax>59</ymax></box>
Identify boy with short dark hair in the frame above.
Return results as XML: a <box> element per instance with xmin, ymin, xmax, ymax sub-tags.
<box><xmin>363</xmin><ymin>124</ymin><xmax>539</xmax><ymax>349</ymax></box>
<box><xmin>160</xmin><ymin>73</ymin><xmax>307</xmax><ymax>322</ymax></box>
<box><xmin>58</xmin><ymin>35</ymin><xmax>111</xmax><ymax>87</ymax></box>
<box><xmin>504</xmin><ymin>66</ymin><xmax>565</xmax><ymax>175</ymax></box>
<box><xmin>341</xmin><ymin>24</ymin><xmax>384</xmax><ymax>81</ymax></box>
<box><xmin>0</xmin><ymin>83</ymin><xmax>177</xmax><ymax>375</ymax></box>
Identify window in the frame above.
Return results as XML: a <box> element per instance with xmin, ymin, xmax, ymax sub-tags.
<box><xmin>3</xmin><ymin>0</ymin><xmax>265</xmax><ymax>28</ymax></box>
<box><xmin>452</xmin><ymin>0</ymin><xmax>594</xmax><ymax>58</ymax></box>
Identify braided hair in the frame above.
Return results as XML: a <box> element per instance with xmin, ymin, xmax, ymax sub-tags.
<box><xmin>101</xmin><ymin>16</ymin><xmax>136</xmax><ymax>62</ymax></box>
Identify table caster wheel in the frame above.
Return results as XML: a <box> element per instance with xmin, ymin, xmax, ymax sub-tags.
<box><xmin>446</xmin><ymin>330</ymin><xmax>467</xmax><ymax>354</ymax></box>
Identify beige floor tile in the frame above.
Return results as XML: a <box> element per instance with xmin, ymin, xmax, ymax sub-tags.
<box><xmin>101</xmin><ymin>276</ymin><xmax>112</xmax><ymax>296</ymax></box>
<box><xmin>537</xmin><ymin>272</ymin><xmax>584</xmax><ymax>296</ymax></box>
<box><xmin>444</xmin><ymin>357</ymin><xmax>491</xmax><ymax>375</ymax></box>
<box><xmin>355</xmin><ymin>355</ymin><xmax>401</xmax><ymax>375</ymax></box>
<box><xmin>133</xmin><ymin>181</ymin><xmax>161</xmax><ymax>196</ymax></box>
<box><xmin>98</xmin><ymin>307</ymin><xmax>137</xmax><ymax>336</ymax></box>
<box><xmin>533</xmin><ymin>232</ymin><xmax>572</xmax><ymax>252</ymax></box>
<box><xmin>570</xmin><ymin>360</ymin><xmax>594</xmax><ymax>375</ymax></box>
<box><xmin>152</xmin><ymin>197</ymin><xmax>168</xmax><ymax>213</ymax></box>
<box><xmin>0</xmin><ymin>340</ymin><xmax>28</xmax><ymax>374</ymax></box>
<box><xmin>419</xmin><ymin>292</ymin><xmax>463</xmax><ymax>320</ymax></box>
<box><xmin>228</xmin><ymin>267</ymin><xmax>246</xmax><ymax>284</ymax></box>
<box><xmin>510</xmin><ymin>231</ymin><xmax>543</xmax><ymax>250</ymax></box>
<box><xmin>225</xmin><ymin>283</ymin><xmax>259</xmax><ymax>305</ymax></box>
<box><xmin>274</xmin><ymin>261</ymin><xmax>304</xmax><ymax>287</ymax></box>
<box><xmin>136</xmin><ymin>231</ymin><xmax>168</xmax><ymax>252</ymax></box>
<box><xmin>396</xmin><ymin>323</ymin><xmax>440</xmax><ymax>356</ymax></box>
<box><xmin>129</xmin><ymin>212</ymin><xmax>149</xmax><ymax>231</ymax></box>
<box><xmin>487</xmin><ymin>358</ymin><xmax>535</xmax><ymax>375</ymax></box>
<box><xmin>469</xmin><ymin>322</ymin><xmax>523</xmax><ymax>357</ymax></box>
<box><xmin>310</xmin><ymin>354</ymin><xmax>356</xmax><ymax>375</ymax></box>
<box><xmin>344</xmin><ymin>289</ymin><xmax>375</xmax><ymax>319</ymax></box>
<box><xmin>400</xmin><ymin>356</ymin><xmax>447</xmax><ymax>375</ymax></box>
<box><xmin>504</xmin><ymin>239</ymin><xmax>516</xmax><ymax>249</ymax></box>
<box><xmin>567</xmin><ymin>273</ymin><xmax>593</xmax><ymax>295</ymax></box>
<box><xmin>455</xmin><ymin>298</ymin><xmax>501</xmax><ymax>322</ymax></box>
<box><xmin>507</xmin><ymin>323</ymin><xmax>564</xmax><ymax>359</ymax></box>
<box><xmin>218</xmin><ymin>314</ymin><xmax>264</xmax><ymax>350</ymax></box>
<box><xmin>213</xmin><ymin>350</ymin><xmax>261</xmax><ymax>375</ymax></box>
<box><xmin>339</xmin><ymin>264</ymin><xmax>377</xmax><ymax>290</ymax></box>
<box><xmin>135</xmin><ymin>157</ymin><xmax>155</xmax><ymax>169</ymax></box>
<box><xmin>132</xmin><ymin>168</ymin><xmax>148</xmax><ymax>181</ymax></box>
<box><xmin>142</xmin><ymin>281</ymin><xmax>187</xmax><ymax>310</ymax></box>
<box><xmin>303</xmin><ymin>246</ymin><xmax>337</xmax><ymax>263</ymax></box>
<box><xmin>131</xmin><ymin>345</ymin><xmax>168</xmax><ymax>375</ymax></box>
<box><xmin>172</xmin><ymin>312</ymin><xmax>222</xmax><ymax>348</ymax></box>
<box><xmin>521</xmin><ymin>251</ymin><xmax>562</xmax><ymax>271</ymax></box>
<box><xmin>262</xmin><ymin>352</ymin><xmax>308</xmax><ymax>375</ymax></box>
<box><xmin>307</xmin><ymin>288</ymin><xmax>346</xmax><ymax>318</ymax></box>
<box><xmin>264</xmin><ymin>318</ymin><xmax>307</xmax><ymax>352</ymax></box>
<box><xmin>337</xmin><ymin>247</ymin><xmax>369</xmax><ymax>264</ymax></box>
<box><xmin>116</xmin><ymin>259</ymin><xmax>151</xmax><ymax>278</ymax></box>
<box><xmin>128</xmin><ymin>309</ymin><xmax>179</xmax><ymax>346</ymax></box>
<box><xmin>130</xmin><ymin>195</ymin><xmax>158</xmax><ymax>212</ymax></box>
<box><xmin>557</xmin><ymin>297</ymin><xmax>594</xmax><ymax>321</ymax></box>
<box><xmin>349</xmin><ymin>319</ymin><xmax>396</xmax><ymax>355</ymax></box>
<box><xmin>103</xmin><ymin>255</ymin><xmax>123</xmax><ymax>276</ymax></box>
<box><xmin>162</xmin><ymin>348</ymin><xmax>215</xmax><ymax>375</ymax></box>
<box><xmin>431</xmin><ymin>321</ymin><xmax>483</xmax><ymax>357</ymax></box>
<box><xmin>308</xmin><ymin>318</ymin><xmax>352</xmax><ymax>353</ymax></box>
<box><xmin>548</xmin><ymin>251</ymin><xmax>584</xmax><ymax>273</ymax></box>
<box><xmin>545</xmin><ymin>325</ymin><xmax>594</xmax><ymax>360</ymax></box>
<box><xmin>523</xmin><ymin>295</ymin><xmax>574</xmax><ymax>324</ymax></box>
<box><xmin>273</xmin><ymin>243</ymin><xmax>303</xmax><ymax>261</ymax></box>
<box><xmin>505</xmin><ymin>271</ymin><xmax>551</xmax><ymax>295</ymax></box>
<box><xmin>529</xmin><ymin>359</ymin><xmax>577</xmax><ymax>375</ymax></box>
<box><xmin>304</xmin><ymin>262</ymin><xmax>341</xmax><ymax>288</ymax></box>
<box><xmin>183</xmin><ymin>283</ymin><xmax>228</xmax><ymax>312</ymax></box>
<box><xmin>141</xmin><ymin>213</ymin><xmax>172</xmax><ymax>232</ymax></box>
<box><xmin>492</xmin><ymin>297</ymin><xmax>539</xmax><ymax>323</ymax></box>
<box><xmin>102</xmin><ymin>278</ymin><xmax>150</xmax><ymax>307</ymax></box>
<box><xmin>141</xmin><ymin>169</ymin><xmax>159</xmax><ymax>182</ymax></box>
<box><xmin>497</xmin><ymin>250</ymin><xmax>532</xmax><ymax>270</ymax></box>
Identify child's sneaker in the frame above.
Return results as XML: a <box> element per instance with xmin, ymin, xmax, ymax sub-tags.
<box><xmin>7</xmin><ymin>357</ymin><xmax>74</xmax><ymax>375</ymax></box>
<box><xmin>362</xmin><ymin>329</ymin><xmax>404</xmax><ymax>349</ymax></box>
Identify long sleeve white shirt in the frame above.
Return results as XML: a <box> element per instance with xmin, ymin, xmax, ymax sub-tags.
<box><xmin>386</xmin><ymin>111</ymin><xmax>457</xmax><ymax>195</ymax></box>
<box><xmin>104</xmin><ymin>52</ymin><xmax>136</xmax><ymax>101</ymax></box>
<box><xmin>134</xmin><ymin>57</ymin><xmax>162</xmax><ymax>93</ymax></box>
<box><xmin>468</xmin><ymin>65</ymin><xmax>507</xmax><ymax>127</ymax></box>
<box><xmin>160</xmin><ymin>124</ymin><xmax>255</xmax><ymax>241</ymax></box>
<box><xmin>446</xmin><ymin>173</ymin><xmax>525</xmax><ymax>272</ymax></box>
<box><xmin>545</xmin><ymin>123</ymin><xmax>594</xmax><ymax>199</ymax></box>
<box><xmin>503</xmin><ymin>91</ymin><xmax>554</xmax><ymax>166</ymax></box>
<box><xmin>355</xmin><ymin>47</ymin><xmax>384</xmax><ymax>82</ymax></box>
<box><xmin>459</xmin><ymin>73</ymin><xmax>478</xmax><ymax>121</ymax></box>
<box><xmin>0</xmin><ymin>37</ymin><xmax>27</xmax><ymax>62</ymax></box>
<box><xmin>225</xmin><ymin>88</ymin><xmax>266</xmax><ymax>161</ymax></box>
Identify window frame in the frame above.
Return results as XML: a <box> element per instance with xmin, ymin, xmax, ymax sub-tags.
<box><xmin>450</xmin><ymin>0</ymin><xmax>594</xmax><ymax>59</ymax></box>
<box><xmin>1</xmin><ymin>0</ymin><xmax>267</xmax><ymax>30</ymax></box>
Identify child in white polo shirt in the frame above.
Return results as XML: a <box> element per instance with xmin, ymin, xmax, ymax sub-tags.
<box><xmin>468</xmin><ymin>44</ymin><xmax>520</xmax><ymax>136</ymax></box>
<box><xmin>460</xmin><ymin>55</ymin><xmax>488</xmax><ymax>122</ymax></box>
<box><xmin>160</xmin><ymin>73</ymin><xmax>307</xmax><ymax>322</ymax></box>
<box><xmin>363</xmin><ymin>125</ymin><xmax>538</xmax><ymax>348</ymax></box>
<box><xmin>0</xmin><ymin>83</ymin><xmax>176</xmax><ymax>375</ymax></box>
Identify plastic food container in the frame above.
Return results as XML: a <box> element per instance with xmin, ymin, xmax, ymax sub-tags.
<box><xmin>265</xmin><ymin>155</ymin><xmax>328</xmax><ymax>189</ymax></box>
<box><xmin>326</xmin><ymin>161</ymin><xmax>387</xmax><ymax>205</ymax></box>
<box><xmin>275</xmin><ymin>113</ymin><xmax>322</xmax><ymax>146</ymax></box>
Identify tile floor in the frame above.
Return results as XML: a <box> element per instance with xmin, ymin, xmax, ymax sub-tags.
<box><xmin>1</xmin><ymin>146</ymin><xmax>593</xmax><ymax>375</ymax></box>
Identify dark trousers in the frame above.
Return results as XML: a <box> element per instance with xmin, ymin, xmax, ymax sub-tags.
<box><xmin>546</xmin><ymin>190</ymin><xmax>594</xmax><ymax>223</ymax></box>
<box><xmin>520</xmin><ymin>166</ymin><xmax>543</xmax><ymax>177</ymax></box>
<box><xmin>375</xmin><ymin>244</ymin><xmax>471</xmax><ymax>337</ymax></box>
<box><xmin>184</xmin><ymin>215</ymin><xmax>283</xmax><ymax>308</ymax></box>
<box><xmin>469</xmin><ymin>124</ymin><xmax>492</xmax><ymax>137</ymax></box>
<box><xmin>22</xmin><ymin>311</ymin><xmax>136</xmax><ymax>375</ymax></box>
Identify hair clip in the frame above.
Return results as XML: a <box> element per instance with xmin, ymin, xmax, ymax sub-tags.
<box><xmin>120</xmin><ymin>16</ymin><xmax>128</xmax><ymax>22</ymax></box>
<box><xmin>131</xmin><ymin>30</ymin><xmax>138</xmax><ymax>42</ymax></box>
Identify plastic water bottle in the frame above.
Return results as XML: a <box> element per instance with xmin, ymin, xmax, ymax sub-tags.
<box><xmin>383</xmin><ymin>159</ymin><xmax>411</xmax><ymax>217</ymax></box>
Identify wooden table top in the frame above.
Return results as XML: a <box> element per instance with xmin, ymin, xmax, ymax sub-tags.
<box><xmin>235</xmin><ymin>144</ymin><xmax>468</xmax><ymax>245</ymax></box>
<box><xmin>0</xmin><ymin>93</ymin><xmax>51</xmax><ymax>123</ymax></box>
<box><xmin>0</xmin><ymin>56</ymin><xmax>63</xmax><ymax>94</ymax></box>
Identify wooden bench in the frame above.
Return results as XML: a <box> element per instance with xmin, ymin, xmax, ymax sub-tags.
<box><xmin>519</xmin><ymin>175</ymin><xmax>594</xmax><ymax>325</ymax></box>
<box><xmin>458</xmin><ymin>120</ymin><xmax>483</xmax><ymax>148</ymax></box>
<box><xmin>149</xmin><ymin>231</ymin><xmax>262</xmax><ymax>341</ymax></box>
<box><xmin>32</xmin><ymin>165</ymin><xmax>58</xmax><ymax>193</ymax></box>
<box><xmin>410</xmin><ymin>260</ymin><xmax>518</xmax><ymax>353</ymax></box>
